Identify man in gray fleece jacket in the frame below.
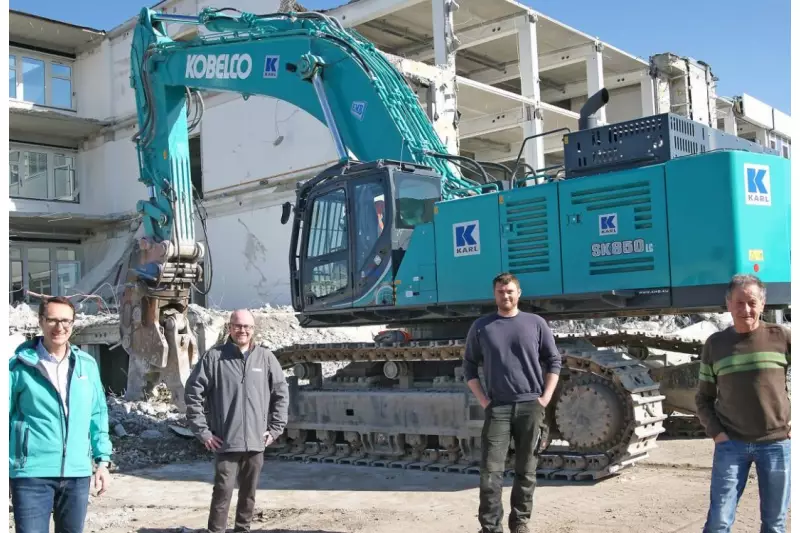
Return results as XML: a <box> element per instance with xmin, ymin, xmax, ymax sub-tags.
<box><xmin>184</xmin><ymin>309</ymin><xmax>289</xmax><ymax>533</ymax></box>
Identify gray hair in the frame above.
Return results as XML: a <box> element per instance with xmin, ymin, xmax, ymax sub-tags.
<box><xmin>725</xmin><ymin>274</ymin><xmax>766</xmax><ymax>302</ymax></box>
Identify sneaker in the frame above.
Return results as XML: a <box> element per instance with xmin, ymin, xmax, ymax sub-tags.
<box><xmin>510</xmin><ymin>524</ymin><xmax>530</xmax><ymax>533</ymax></box>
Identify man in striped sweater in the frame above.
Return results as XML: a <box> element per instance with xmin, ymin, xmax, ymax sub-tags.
<box><xmin>696</xmin><ymin>274</ymin><xmax>791</xmax><ymax>533</ymax></box>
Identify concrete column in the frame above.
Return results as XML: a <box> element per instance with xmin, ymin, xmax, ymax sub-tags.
<box><xmin>430</xmin><ymin>0</ymin><xmax>459</xmax><ymax>155</ymax></box>
<box><xmin>640</xmin><ymin>77</ymin><xmax>657</xmax><ymax>117</ymax></box>
<box><xmin>586</xmin><ymin>42</ymin><xmax>607</xmax><ymax>124</ymax></box>
<box><xmin>517</xmin><ymin>13</ymin><xmax>545</xmax><ymax>175</ymax></box>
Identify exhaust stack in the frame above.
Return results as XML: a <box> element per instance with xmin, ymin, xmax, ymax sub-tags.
<box><xmin>579</xmin><ymin>88</ymin><xmax>610</xmax><ymax>130</ymax></box>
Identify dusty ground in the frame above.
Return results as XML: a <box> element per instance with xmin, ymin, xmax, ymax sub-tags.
<box><xmin>22</xmin><ymin>437</ymin><xmax>780</xmax><ymax>533</ymax></box>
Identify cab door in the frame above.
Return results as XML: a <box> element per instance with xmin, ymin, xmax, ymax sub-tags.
<box><xmin>300</xmin><ymin>185</ymin><xmax>353</xmax><ymax>312</ymax></box>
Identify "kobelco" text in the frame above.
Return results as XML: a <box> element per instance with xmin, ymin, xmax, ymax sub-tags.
<box><xmin>185</xmin><ymin>53</ymin><xmax>253</xmax><ymax>80</ymax></box>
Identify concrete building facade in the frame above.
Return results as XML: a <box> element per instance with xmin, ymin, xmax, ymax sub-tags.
<box><xmin>9</xmin><ymin>0</ymin><xmax>791</xmax><ymax>314</ymax></box>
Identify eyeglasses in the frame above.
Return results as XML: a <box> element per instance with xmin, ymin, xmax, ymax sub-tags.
<box><xmin>43</xmin><ymin>317</ymin><xmax>74</xmax><ymax>328</ymax></box>
<box><xmin>230</xmin><ymin>324</ymin><xmax>254</xmax><ymax>331</ymax></box>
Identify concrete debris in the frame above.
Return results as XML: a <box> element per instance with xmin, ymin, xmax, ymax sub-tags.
<box><xmin>105</xmin><ymin>388</ymin><xmax>210</xmax><ymax>472</ymax></box>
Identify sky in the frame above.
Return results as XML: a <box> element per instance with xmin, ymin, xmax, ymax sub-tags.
<box><xmin>10</xmin><ymin>0</ymin><xmax>791</xmax><ymax>114</ymax></box>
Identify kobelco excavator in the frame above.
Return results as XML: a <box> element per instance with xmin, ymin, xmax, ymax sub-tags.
<box><xmin>121</xmin><ymin>6</ymin><xmax>791</xmax><ymax>480</ymax></box>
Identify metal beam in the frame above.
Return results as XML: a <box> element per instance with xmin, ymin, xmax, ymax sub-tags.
<box><xmin>540</xmin><ymin>69</ymin><xmax>649</xmax><ymax>102</ymax></box>
<box><xmin>400</xmin><ymin>14</ymin><xmax>528</xmax><ymax>62</ymax></box>
<box><xmin>327</xmin><ymin>0</ymin><xmax>428</xmax><ymax>28</ymax></box>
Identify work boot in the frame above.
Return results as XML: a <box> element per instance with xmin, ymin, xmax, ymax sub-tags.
<box><xmin>510</xmin><ymin>523</ymin><xmax>530</xmax><ymax>533</ymax></box>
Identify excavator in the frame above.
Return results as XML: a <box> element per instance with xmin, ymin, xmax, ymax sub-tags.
<box><xmin>120</xmin><ymin>6</ymin><xmax>791</xmax><ymax>480</ymax></box>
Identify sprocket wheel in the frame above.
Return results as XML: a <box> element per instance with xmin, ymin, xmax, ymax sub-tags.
<box><xmin>554</xmin><ymin>374</ymin><xmax>627</xmax><ymax>452</ymax></box>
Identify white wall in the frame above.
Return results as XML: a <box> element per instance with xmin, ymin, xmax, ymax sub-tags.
<box><xmin>75</xmin><ymin>41</ymin><xmax>113</xmax><ymax>121</ymax></box>
<box><xmin>204</xmin><ymin>200</ymin><xmax>295</xmax><ymax>309</ymax></box>
<box><xmin>80</xmin><ymin>124</ymin><xmax>145</xmax><ymax>216</ymax></box>
<box><xmin>200</xmin><ymin>95</ymin><xmax>339</xmax><ymax>193</ymax></box>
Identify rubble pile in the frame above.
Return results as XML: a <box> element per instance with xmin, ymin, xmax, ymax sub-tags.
<box><xmin>105</xmin><ymin>386</ymin><xmax>210</xmax><ymax>472</ymax></box>
<box><xmin>9</xmin><ymin>302</ymin><xmax>118</xmax><ymax>337</ymax></box>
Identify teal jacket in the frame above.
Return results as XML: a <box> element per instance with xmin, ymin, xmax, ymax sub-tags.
<box><xmin>9</xmin><ymin>337</ymin><xmax>112</xmax><ymax>478</ymax></box>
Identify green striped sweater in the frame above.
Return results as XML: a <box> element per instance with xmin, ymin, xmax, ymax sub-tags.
<box><xmin>695</xmin><ymin>322</ymin><xmax>791</xmax><ymax>442</ymax></box>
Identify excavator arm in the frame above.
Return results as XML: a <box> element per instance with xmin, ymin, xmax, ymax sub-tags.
<box><xmin>120</xmin><ymin>6</ymin><xmax>479</xmax><ymax>406</ymax></box>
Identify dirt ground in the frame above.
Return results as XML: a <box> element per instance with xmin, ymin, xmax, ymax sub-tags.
<box><xmin>40</xmin><ymin>437</ymin><xmax>791</xmax><ymax>533</ymax></box>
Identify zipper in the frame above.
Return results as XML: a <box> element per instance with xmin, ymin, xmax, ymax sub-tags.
<box><xmin>30</xmin><ymin>350</ymin><xmax>71</xmax><ymax>477</ymax></box>
<box><xmin>241</xmin><ymin>350</ymin><xmax>249</xmax><ymax>452</ymax></box>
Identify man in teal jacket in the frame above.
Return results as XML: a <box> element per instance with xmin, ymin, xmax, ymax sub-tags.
<box><xmin>9</xmin><ymin>296</ymin><xmax>112</xmax><ymax>533</ymax></box>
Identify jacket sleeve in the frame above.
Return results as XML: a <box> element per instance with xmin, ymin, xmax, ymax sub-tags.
<box><xmin>462</xmin><ymin>322</ymin><xmax>483</xmax><ymax>382</ymax></box>
<box><xmin>89</xmin><ymin>361</ymin><xmax>112</xmax><ymax>463</ymax></box>
<box><xmin>538</xmin><ymin>319</ymin><xmax>562</xmax><ymax>375</ymax></box>
<box><xmin>184</xmin><ymin>352</ymin><xmax>214</xmax><ymax>442</ymax></box>
<box><xmin>266</xmin><ymin>353</ymin><xmax>289</xmax><ymax>439</ymax></box>
<box><xmin>695</xmin><ymin>339</ymin><xmax>726</xmax><ymax>439</ymax></box>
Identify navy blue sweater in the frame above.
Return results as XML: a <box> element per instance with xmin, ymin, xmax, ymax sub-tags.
<box><xmin>462</xmin><ymin>311</ymin><xmax>562</xmax><ymax>404</ymax></box>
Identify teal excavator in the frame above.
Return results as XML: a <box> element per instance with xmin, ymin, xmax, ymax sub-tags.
<box><xmin>120</xmin><ymin>6</ymin><xmax>791</xmax><ymax>481</ymax></box>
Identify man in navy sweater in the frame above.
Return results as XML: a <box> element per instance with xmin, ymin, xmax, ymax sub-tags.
<box><xmin>463</xmin><ymin>272</ymin><xmax>562</xmax><ymax>533</ymax></box>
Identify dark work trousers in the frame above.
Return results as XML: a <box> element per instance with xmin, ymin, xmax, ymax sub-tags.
<box><xmin>478</xmin><ymin>400</ymin><xmax>545</xmax><ymax>533</ymax></box>
<box><xmin>207</xmin><ymin>451</ymin><xmax>265</xmax><ymax>533</ymax></box>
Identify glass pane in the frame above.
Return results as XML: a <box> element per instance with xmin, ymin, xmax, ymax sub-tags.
<box><xmin>308</xmin><ymin>260</ymin><xmax>348</xmax><ymax>298</ymax></box>
<box><xmin>57</xmin><ymin>262</ymin><xmax>80</xmax><ymax>296</ymax></box>
<box><xmin>28</xmin><ymin>248</ymin><xmax>50</xmax><ymax>261</ymax></box>
<box><xmin>22</xmin><ymin>58</ymin><xmax>45</xmax><ymax>105</ymax></box>
<box><xmin>52</xmin><ymin>63</ymin><xmax>71</xmax><ymax>78</ymax></box>
<box><xmin>353</xmin><ymin>182</ymin><xmax>385</xmax><ymax>272</ymax></box>
<box><xmin>394</xmin><ymin>173</ymin><xmax>441</xmax><ymax>229</ymax></box>
<box><xmin>9</xmin><ymin>151</ymin><xmax>19</xmax><ymax>186</ymax></box>
<box><xmin>56</xmin><ymin>249</ymin><xmax>76</xmax><ymax>261</ymax></box>
<box><xmin>51</xmin><ymin>77</ymin><xmax>72</xmax><ymax>109</ymax></box>
<box><xmin>10</xmin><ymin>260</ymin><xmax>23</xmax><ymax>304</ymax></box>
<box><xmin>306</xmin><ymin>188</ymin><xmax>348</xmax><ymax>258</ymax></box>
<box><xmin>54</xmin><ymin>168</ymin><xmax>73</xmax><ymax>198</ymax></box>
<box><xmin>9</xmin><ymin>63</ymin><xmax>15</xmax><ymax>99</ymax></box>
<box><xmin>9</xmin><ymin>55</ymin><xmax>15</xmax><ymax>68</ymax></box>
<box><xmin>27</xmin><ymin>261</ymin><xmax>52</xmax><ymax>297</ymax></box>
<box><xmin>27</xmin><ymin>151</ymin><xmax>47</xmax><ymax>178</ymax></box>
<box><xmin>10</xmin><ymin>247</ymin><xmax>21</xmax><ymax>260</ymax></box>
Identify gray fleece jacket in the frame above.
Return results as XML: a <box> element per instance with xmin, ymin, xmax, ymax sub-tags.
<box><xmin>184</xmin><ymin>339</ymin><xmax>289</xmax><ymax>453</ymax></box>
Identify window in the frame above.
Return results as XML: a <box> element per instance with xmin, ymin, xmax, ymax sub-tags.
<box><xmin>306</xmin><ymin>188</ymin><xmax>347</xmax><ymax>258</ymax></box>
<box><xmin>305</xmin><ymin>188</ymin><xmax>348</xmax><ymax>299</ymax></box>
<box><xmin>9</xmin><ymin>144</ymin><xmax>78</xmax><ymax>202</ymax></box>
<box><xmin>394</xmin><ymin>173</ymin><xmax>441</xmax><ymax>229</ymax></box>
<box><xmin>9</xmin><ymin>244</ymin><xmax>81</xmax><ymax>304</ymax></box>
<box><xmin>51</xmin><ymin>64</ymin><xmax>72</xmax><ymax>109</ymax></box>
<box><xmin>9</xmin><ymin>55</ymin><xmax>16</xmax><ymax>99</ymax></box>
<box><xmin>22</xmin><ymin>57</ymin><xmax>45</xmax><ymax>105</ymax></box>
<box><xmin>353</xmin><ymin>182</ymin><xmax>385</xmax><ymax>273</ymax></box>
<box><xmin>9</xmin><ymin>49</ymin><xmax>75</xmax><ymax>110</ymax></box>
<box><xmin>783</xmin><ymin>145</ymin><xmax>790</xmax><ymax>159</ymax></box>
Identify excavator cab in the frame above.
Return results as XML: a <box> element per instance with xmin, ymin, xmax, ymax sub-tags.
<box><xmin>283</xmin><ymin>160</ymin><xmax>443</xmax><ymax>316</ymax></box>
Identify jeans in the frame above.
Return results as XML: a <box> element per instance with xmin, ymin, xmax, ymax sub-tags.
<box><xmin>703</xmin><ymin>438</ymin><xmax>791</xmax><ymax>533</ymax></box>
<box><xmin>208</xmin><ymin>451</ymin><xmax>265</xmax><ymax>533</ymax></box>
<box><xmin>479</xmin><ymin>400</ymin><xmax>545</xmax><ymax>533</ymax></box>
<box><xmin>10</xmin><ymin>476</ymin><xmax>91</xmax><ymax>533</ymax></box>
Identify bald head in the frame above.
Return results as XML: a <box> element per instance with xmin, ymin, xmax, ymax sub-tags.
<box><xmin>229</xmin><ymin>309</ymin><xmax>255</xmax><ymax>325</ymax></box>
<box><xmin>229</xmin><ymin>309</ymin><xmax>255</xmax><ymax>350</ymax></box>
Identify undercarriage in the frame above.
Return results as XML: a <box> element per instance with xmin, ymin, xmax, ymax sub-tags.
<box><xmin>269</xmin><ymin>330</ymin><xmax>706</xmax><ymax>481</ymax></box>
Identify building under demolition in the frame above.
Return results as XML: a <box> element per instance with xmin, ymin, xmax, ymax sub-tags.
<box><xmin>8</xmin><ymin>0</ymin><xmax>791</xmax><ymax>384</ymax></box>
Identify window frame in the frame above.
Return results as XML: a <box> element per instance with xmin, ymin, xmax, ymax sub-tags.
<box><xmin>9</xmin><ymin>242</ymin><xmax>83</xmax><ymax>304</ymax></box>
<box><xmin>9</xmin><ymin>142</ymin><xmax>79</xmax><ymax>203</ymax></box>
<box><xmin>9</xmin><ymin>47</ymin><xmax>75</xmax><ymax>111</ymax></box>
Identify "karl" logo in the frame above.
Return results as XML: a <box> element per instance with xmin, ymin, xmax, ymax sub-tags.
<box><xmin>453</xmin><ymin>220</ymin><xmax>480</xmax><ymax>257</ymax></box>
<box><xmin>185</xmin><ymin>53</ymin><xmax>253</xmax><ymax>80</ymax></box>
<box><xmin>744</xmin><ymin>164</ymin><xmax>771</xmax><ymax>206</ymax></box>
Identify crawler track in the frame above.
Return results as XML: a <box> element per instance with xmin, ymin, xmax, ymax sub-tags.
<box><xmin>271</xmin><ymin>331</ymin><xmax>684</xmax><ymax>481</ymax></box>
